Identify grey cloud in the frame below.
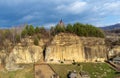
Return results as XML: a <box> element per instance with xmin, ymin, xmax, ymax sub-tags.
<box><xmin>0</xmin><ymin>0</ymin><xmax>120</xmax><ymax>28</ymax></box>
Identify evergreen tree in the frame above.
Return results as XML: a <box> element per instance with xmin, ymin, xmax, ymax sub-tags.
<box><xmin>66</xmin><ymin>24</ymin><xmax>73</xmax><ymax>33</ymax></box>
<box><xmin>35</xmin><ymin>26</ymin><xmax>40</xmax><ymax>34</ymax></box>
<box><xmin>28</xmin><ymin>25</ymin><xmax>35</xmax><ymax>36</ymax></box>
<box><xmin>51</xmin><ymin>22</ymin><xmax>105</xmax><ymax>38</ymax></box>
<box><xmin>55</xmin><ymin>24</ymin><xmax>65</xmax><ymax>34</ymax></box>
<box><xmin>21</xmin><ymin>29</ymin><xmax>27</xmax><ymax>37</ymax></box>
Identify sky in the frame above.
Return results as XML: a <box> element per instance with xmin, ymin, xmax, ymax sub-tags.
<box><xmin>0</xmin><ymin>0</ymin><xmax>120</xmax><ymax>28</ymax></box>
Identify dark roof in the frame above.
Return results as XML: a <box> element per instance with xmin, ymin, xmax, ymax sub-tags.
<box><xmin>69</xmin><ymin>72</ymin><xmax>77</xmax><ymax>78</ymax></box>
<box><xmin>113</xmin><ymin>56</ymin><xmax>120</xmax><ymax>61</ymax></box>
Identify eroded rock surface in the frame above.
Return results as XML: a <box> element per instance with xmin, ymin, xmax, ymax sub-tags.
<box><xmin>10</xmin><ymin>45</ymin><xmax>43</xmax><ymax>64</ymax></box>
<box><xmin>5</xmin><ymin>45</ymin><xmax>43</xmax><ymax>71</ymax></box>
<box><xmin>0</xmin><ymin>33</ymin><xmax>108</xmax><ymax>70</ymax></box>
<box><xmin>108</xmin><ymin>46</ymin><xmax>120</xmax><ymax>57</ymax></box>
<box><xmin>45</xmin><ymin>33</ymin><xmax>107</xmax><ymax>63</ymax></box>
<box><xmin>81</xmin><ymin>37</ymin><xmax>107</xmax><ymax>62</ymax></box>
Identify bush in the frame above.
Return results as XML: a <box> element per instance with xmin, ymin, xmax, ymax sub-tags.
<box><xmin>66</xmin><ymin>24</ymin><xmax>73</xmax><ymax>33</ymax></box>
<box><xmin>35</xmin><ymin>26</ymin><xmax>40</xmax><ymax>34</ymax></box>
<box><xmin>72</xmin><ymin>60</ymin><xmax>76</xmax><ymax>65</ymax></box>
<box><xmin>60</xmin><ymin>61</ymin><xmax>64</xmax><ymax>64</ymax></box>
<box><xmin>37</xmin><ymin>34</ymin><xmax>41</xmax><ymax>40</ymax></box>
<box><xmin>28</xmin><ymin>25</ymin><xmax>35</xmax><ymax>36</ymax></box>
<box><xmin>21</xmin><ymin>29</ymin><xmax>27</xmax><ymax>37</ymax></box>
<box><xmin>15</xmin><ymin>35</ymin><xmax>21</xmax><ymax>43</ymax></box>
<box><xmin>34</xmin><ymin>37</ymin><xmax>39</xmax><ymax>46</ymax></box>
<box><xmin>54</xmin><ymin>25</ymin><xmax>65</xmax><ymax>34</ymax></box>
<box><xmin>21</xmin><ymin>25</ymin><xmax>35</xmax><ymax>37</ymax></box>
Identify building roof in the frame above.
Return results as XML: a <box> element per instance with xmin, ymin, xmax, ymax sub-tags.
<box><xmin>113</xmin><ymin>56</ymin><xmax>120</xmax><ymax>61</ymax></box>
<box><xmin>58</xmin><ymin>19</ymin><xmax>65</xmax><ymax>27</ymax></box>
<box><xmin>69</xmin><ymin>72</ymin><xmax>77</xmax><ymax>78</ymax></box>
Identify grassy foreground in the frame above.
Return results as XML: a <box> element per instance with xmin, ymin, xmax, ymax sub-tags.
<box><xmin>0</xmin><ymin>63</ymin><xmax>119</xmax><ymax>78</ymax></box>
<box><xmin>50</xmin><ymin>63</ymin><xmax>118</xmax><ymax>78</ymax></box>
<box><xmin>0</xmin><ymin>64</ymin><xmax>34</xmax><ymax>78</ymax></box>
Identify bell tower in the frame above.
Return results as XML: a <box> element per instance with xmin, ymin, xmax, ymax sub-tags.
<box><xmin>58</xmin><ymin>19</ymin><xmax>65</xmax><ymax>27</ymax></box>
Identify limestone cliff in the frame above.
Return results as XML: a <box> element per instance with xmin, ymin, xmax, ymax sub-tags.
<box><xmin>108</xmin><ymin>46</ymin><xmax>120</xmax><ymax>57</ymax></box>
<box><xmin>9</xmin><ymin>45</ymin><xmax>43</xmax><ymax>64</ymax></box>
<box><xmin>45</xmin><ymin>33</ymin><xmax>107</xmax><ymax>63</ymax></box>
<box><xmin>0</xmin><ymin>33</ymin><xmax>107</xmax><ymax>66</ymax></box>
<box><xmin>81</xmin><ymin>37</ymin><xmax>107</xmax><ymax>62</ymax></box>
<box><xmin>5</xmin><ymin>45</ymin><xmax>44</xmax><ymax>71</ymax></box>
<box><xmin>45</xmin><ymin>33</ymin><xmax>84</xmax><ymax>63</ymax></box>
<box><xmin>5</xmin><ymin>38</ymin><xmax>48</xmax><ymax>65</ymax></box>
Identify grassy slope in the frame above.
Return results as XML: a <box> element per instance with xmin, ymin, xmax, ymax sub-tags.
<box><xmin>50</xmin><ymin>63</ymin><xmax>117</xmax><ymax>78</ymax></box>
<box><xmin>0</xmin><ymin>64</ymin><xmax>34</xmax><ymax>78</ymax></box>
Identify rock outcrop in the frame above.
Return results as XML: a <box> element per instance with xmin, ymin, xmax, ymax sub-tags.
<box><xmin>108</xmin><ymin>46</ymin><xmax>120</xmax><ymax>57</ymax></box>
<box><xmin>0</xmin><ymin>33</ymin><xmax>108</xmax><ymax>66</ymax></box>
<box><xmin>45</xmin><ymin>33</ymin><xmax>107</xmax><ymax>63</ymax></box>
<box><xmin>45</xmin><ymin>33</ymin><xmax>84</xmax><ymax>63</ymax></box>
<box><xmin>81</xmin><ymin>37</ymin><xmax>107</xmax><ymax>62</ymax></box>
<box><xmin>9</xmin><ymin>45</ymin><xmax>43</xmax><ymax>64</ymax></box>
<box><xmin>5</xmin><ymin>45</ymin><xmax>44</xmax><ymax>71</ymax></box>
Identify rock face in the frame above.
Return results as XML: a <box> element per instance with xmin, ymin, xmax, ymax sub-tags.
<box><xmin>45</xmin><ymin>33</ymin><xmax>84</xmax><ymax>63</ymax></box>
<box><xmin>81</xmin><ymin>37</ymin><xmax>107</xmax><ymax>62</ymax></box>
<box><xmin>8</xmin><ymin>45</ymin><xmax>43</xmax><ymax>64</ymax></box>
<box><xmin>108</xmin><ymin>46</ymin><xmax>120</xmax><ymax>57</ymax></box>
<box><xmin>5</xmin><ymin>45</ymin><xmax>44</xmax><ymax>71</ymax></box>
<box><xmin>45</xmin><ymin>33</ymin><xmax>107</xmax><ymax>63</ymax></box>
<box><xmin>0</xmin><ymin>33</ymin><xmax>107</xmax><ymax>66</ymax></box>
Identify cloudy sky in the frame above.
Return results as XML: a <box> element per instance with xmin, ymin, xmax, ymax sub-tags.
<box><xmin>0</xmin><ymin>0</ymin><xmax>120</xmax><ymax>28</ymax></box>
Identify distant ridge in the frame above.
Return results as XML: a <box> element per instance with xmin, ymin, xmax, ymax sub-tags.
<box><xmin>100</xmin><ymin>23</ymin><xmax>120</xmax><ymax>30</ymax></box>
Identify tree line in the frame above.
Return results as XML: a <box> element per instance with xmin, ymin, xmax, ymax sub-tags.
<box><xmin>0</xmin><ymin>22</ymin><xmax>105</xmax><ymax>49</ymax></box>
<box><xmin>51</xmin><ymin>22</ymin><xmax>105</xmax><ymax>38</ymax></box>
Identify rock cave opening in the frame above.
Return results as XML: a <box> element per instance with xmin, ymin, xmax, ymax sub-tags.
<box><xmin>43</xmin><ymin>45</ymin><xmax>46</xmax><ymax>61</ymax></box>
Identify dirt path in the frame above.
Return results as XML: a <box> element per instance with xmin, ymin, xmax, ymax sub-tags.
<box><xmin>35</xmin><ymin>64</ymin><xmax>58</xmax><ymax>78</ymax></box>
<box><xmin>106</xmin><ymin>61</ymin><xmax>120</xmax><ymax>72</ymax></box>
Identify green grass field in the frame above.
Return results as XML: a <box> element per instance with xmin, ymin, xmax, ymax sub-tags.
<box><xmin>50</xmin><ymin>63</ymin><xmax>119</xmax><ymax>78</ymax></box>
<box><xmin>0</xmin><ymin>64</ymin><xmax>34</xmax><ymax>78</ymax></box>
<box><xmin>0</xmin><ymin>63</ymin><xmax>119</xmax><ymax>78</ymax></box>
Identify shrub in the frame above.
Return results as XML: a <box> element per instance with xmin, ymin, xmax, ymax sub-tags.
<box><xmin>66</xmin><ymin>24</ymin><xmax>73</xmax><ymax>33</ymax></box>
<box><xmin>60</xmin><ymin>61</ymin><xmax>64</xmax><ymax>64</ymax></box>
<box><xmin>28</xmin><ymin>25</ymin><xmax>35</xmax><ymax>36</ymax></box>
<box><xmin>21</xmin><ymin>29</ymin><xmax>27</xmax><ymax>37</ymax></box>
<box><xmin>35</xmin><ymin>26</ymin><xmax>40</xmax><ymax>34</ymax></box>
<box><xmin>72</xmin><ymin>60</ymin><xmax>76</xmax><ymax>65</ymax></box>
<box><xmin>15</xmin><ymin>35</ymin><xmax>21</xmax><ymax>43</ymax></box>
<box><xmin>34</xmin><ymin>37</ymin><xmax>39</xmax><ymax>46</ymax></box>
<box><xmin>54</xmin><ymin>25</ymin><xmax>65</xmax><ymax>34</ymax></box>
